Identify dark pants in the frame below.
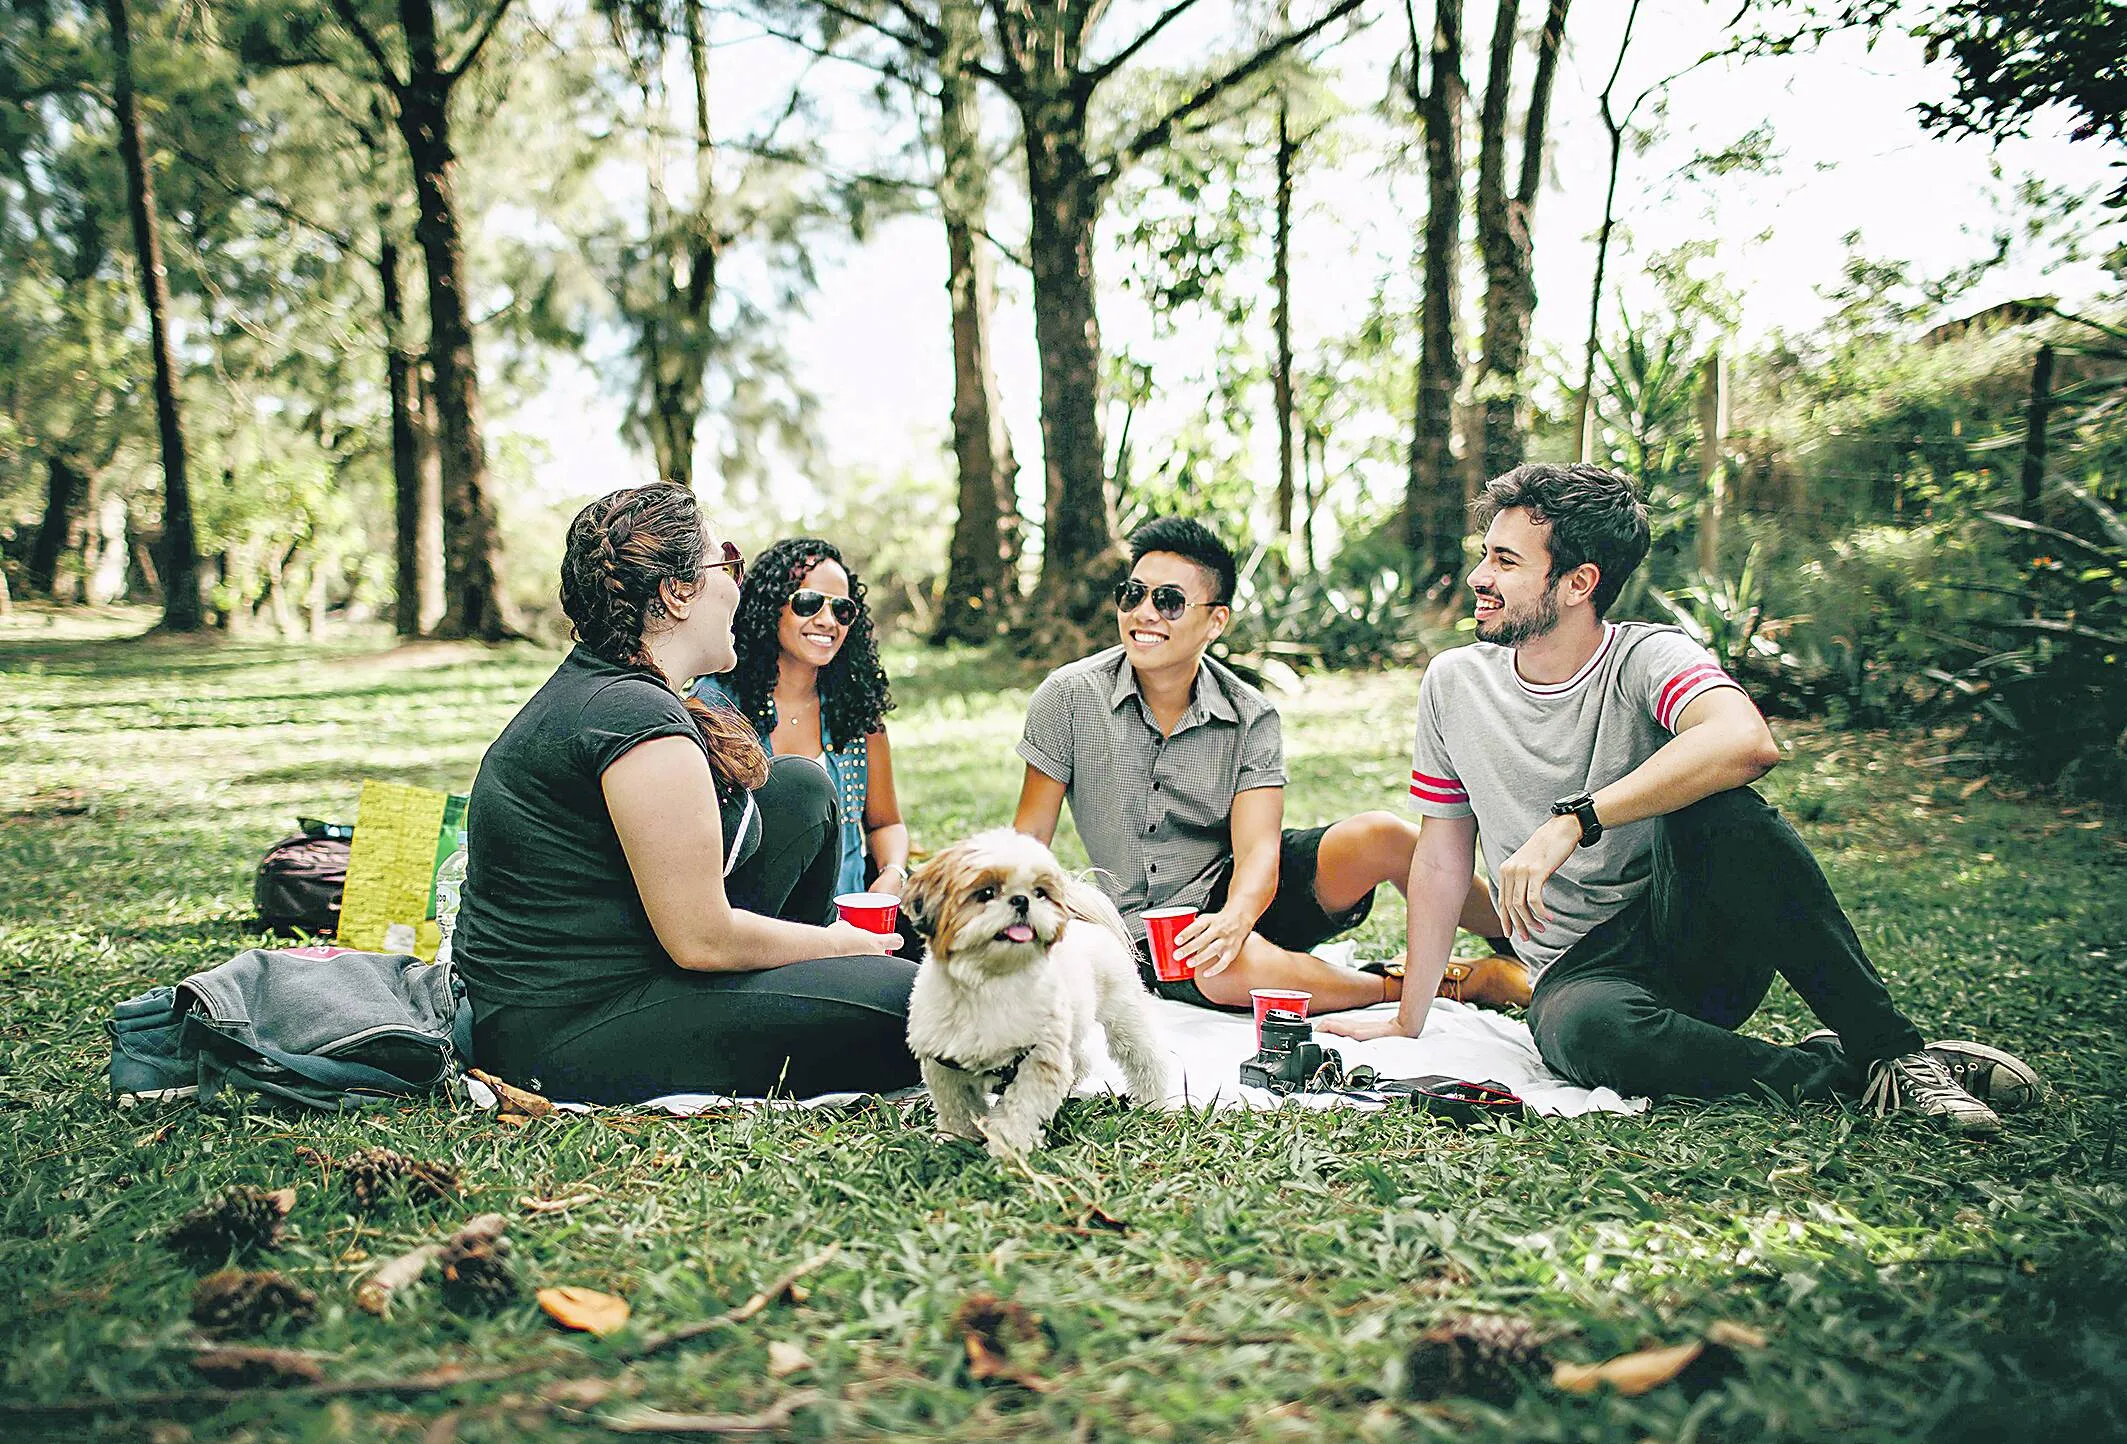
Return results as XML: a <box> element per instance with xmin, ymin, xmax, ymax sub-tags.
<box><xmin>1528</xmin><ymin>788</ymin><xmax>1925</xmax><ymax>1102</ymax></box>
<box><xmin>474</xmin><ymin>756</ymin><xmax>920</xmax><ymax>1104</ymax></box>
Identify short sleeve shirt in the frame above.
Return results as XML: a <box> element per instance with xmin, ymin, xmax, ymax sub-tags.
<box><xmin>1410</xmin><ymin>622</ymin><xmax>1743</xmax><ymax>973</ymax></box>
<box><xmin>1019</xmin><ymin>646</ymin><xmax>1285</xmax><ymax>936</ymax></box>
<box><xmin>456</xmin><ymin>647</ymin><xmax>713</xmax><ymax>1010</ymax></box>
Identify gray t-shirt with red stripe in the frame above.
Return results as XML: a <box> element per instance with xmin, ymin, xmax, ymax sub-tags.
<box><xmin>1409</xmin><ymin>622</ymin><xmax>1742</xmax><ymax>974</ymax></box>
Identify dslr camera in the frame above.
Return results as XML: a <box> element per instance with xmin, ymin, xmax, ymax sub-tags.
<box><xmin>1240</xmin><ymin>1009</ymin><xmax>1348</xmax><ymax>1094</ymax></box>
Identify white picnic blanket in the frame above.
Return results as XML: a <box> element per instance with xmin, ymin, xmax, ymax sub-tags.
<box><xmin>468</xmin><ymin>960</ymin><xmax>1645</xmax><ymax>1119</ymax></box>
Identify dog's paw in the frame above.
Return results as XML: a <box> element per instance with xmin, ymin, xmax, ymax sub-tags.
<box><xmin>980</xmin><ymin>1116</ymin><xmax>1042</xmax><ymax>1160</ymax></box>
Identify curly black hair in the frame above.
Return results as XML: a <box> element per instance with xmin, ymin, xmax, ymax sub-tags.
<box><xmin>727</xmin><ymin>537</ymin><xmax>894</xmax><ymax>744</ymax></box>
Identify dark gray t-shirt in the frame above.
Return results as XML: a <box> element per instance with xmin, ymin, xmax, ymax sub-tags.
<box><xmin>457</xmin><ymin>647</ymin><xmax>748</xmax><ymax>1010</ymax></box>
<box><xmin>1410</xmin><ymin>622</ymin><xmax>1741</xmax><ymax>974</ymax></box>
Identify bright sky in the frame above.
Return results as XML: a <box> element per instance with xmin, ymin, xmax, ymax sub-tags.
<box><xmin>494</xmin><ymin>0</ymin><xmax>2121</xmax><ymax>525</ymax></box>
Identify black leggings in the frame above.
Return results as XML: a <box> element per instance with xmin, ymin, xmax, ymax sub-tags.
<box><xmin>1528</xmin><ymin>787</ymin><xmax>1926</xmax><ymax>1103</ymax></box>
<box><xmin>473</xmin><ymin>756</ymin><xmax>920</xmax><ymax>1103</ymax></box>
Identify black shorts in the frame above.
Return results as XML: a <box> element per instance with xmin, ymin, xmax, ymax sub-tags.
<box><xmin>1134</xmin><ymin>824</ymin><xmax>1377</xmax><ymax>1010</ymax></box>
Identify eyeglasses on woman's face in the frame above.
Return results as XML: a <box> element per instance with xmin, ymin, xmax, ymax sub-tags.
<box><xmin>1114</xmin><ymin>578</ymin><xmax>1221</xmax><ymax>621</ymax></box>
<box><xmin>789</xmin><ymin>588</ymin><xmax>858</xmax><ymax>627</ymax></box>
<box><xmin>703</xmin><ymin>539</ymin><xmax>745</xmax><ymax>586</ymax></box>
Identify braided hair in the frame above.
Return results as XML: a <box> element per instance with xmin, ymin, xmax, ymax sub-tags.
<box><xmin>726</xmin><ymin>537</ymin><xmax>893</xmax><ymax>746</ymax></box>
<box><xmin>560</xmin><ymin>484</ymin><xmax>770</xmax><ymax>791</ymax></box>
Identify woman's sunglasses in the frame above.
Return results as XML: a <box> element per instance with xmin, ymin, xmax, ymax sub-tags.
<box><xmin>704</xmin><ymin>540</ymin><xmax>745</xmax><ymax>586</ymax></box>
<box><xmin>790</xmin><ymin>589</ymin><xmax>858</xmax><ymax>627</ymax></box>
<box><xmin>1114</xmin><ymin>579</ymin><xmax>1221</xmax><ymax>622</ymax></box>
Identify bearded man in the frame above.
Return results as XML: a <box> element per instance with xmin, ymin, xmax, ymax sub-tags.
<box><xmin>1322</xmin><ymin>463</ymin><xmax>2040</xmax><ymax>1135</ymax></box>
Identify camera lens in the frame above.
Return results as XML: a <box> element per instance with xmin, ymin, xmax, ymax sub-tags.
<box><xmin>1260</xmin><ymin>1011</ymin><xmax>1312</xmax><ymax>1054</ymax></box>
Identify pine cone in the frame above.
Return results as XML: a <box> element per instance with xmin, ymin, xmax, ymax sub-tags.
<box><xmin>437</xmin><ymin>1233</ymin><xmax>519</xmax><ymax>1313</ymax></box>
<box><xmin>344</xmin><ymin>1147</ymin><xmax>460</xmax><ymax>1210</ymax></box>
<box><xmin>165</xmin><ymin>1186</ymin><xmax>295</xmax><ymax>1259</ymax></box>
<box><xmin>1406</xmin><ymin>1313</ymin><xmax>1550</xmax><ymax>1403</ymax></box>
<box><xmin>191</xmin><ymin>1269</ymin><xmax>319</xmax><ymax>1336</ymax></box>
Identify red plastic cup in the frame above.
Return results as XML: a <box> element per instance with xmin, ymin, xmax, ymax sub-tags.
<box><xmin>1141</xmin><ymin>906</ymin><xmax>1198</xmax><ymax>982</ymax></box>
<box><xmin>1251</xmin><ymin>988</ymin><xmax>1312</xmax><ymax>1042</ymax></box>
<box><xmin>835</xmin><ymin>892</ymin><xmax>900</xmax><ymax>934</ymax></box>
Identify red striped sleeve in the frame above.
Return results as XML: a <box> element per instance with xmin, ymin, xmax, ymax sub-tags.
<box><xmin>1655</xmin><ymin>662</ymin><xmax>1732</xmax><ymax>730</ymax></box>
<box><xmin>1410</xmin><ymin>768</ymin><xmax>1468</xmax><ymax>805</ymax></box>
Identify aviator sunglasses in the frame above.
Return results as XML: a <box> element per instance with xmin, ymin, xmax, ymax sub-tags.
<box><xmin>1114</xmin><ymin>578</ymin><xmax>1222</xmax><ymax>622</ymax></box>
<box><xmin>790</xmin><ymin>588</ymin><xmax>858</xmax><ymax>627</ymax></box>
<box><xmin>704</xmin><ymin>540</ymin><xmax>746</xmax><ymax>586</ymax></box>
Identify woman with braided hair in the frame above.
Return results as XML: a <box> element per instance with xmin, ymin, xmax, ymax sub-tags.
<box><xmin>453</xmin><ymin>484</ymin><xmax>919</xmax><ymax>1104</ymax></box>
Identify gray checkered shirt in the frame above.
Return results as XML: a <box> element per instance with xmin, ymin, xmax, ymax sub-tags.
<box><xmin>1018</xmin><ymin>646</ymin><xmax>1286</xmax><ymax>937</ymax></box>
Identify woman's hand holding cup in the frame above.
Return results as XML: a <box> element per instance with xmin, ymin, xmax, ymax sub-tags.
<box><xmin>823</xmin><ymin>918</ymin><xmax>902</xmax><ymax>956</ymax></box>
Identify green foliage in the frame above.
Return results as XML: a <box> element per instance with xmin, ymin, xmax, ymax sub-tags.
<box><xmin>1960</xmin><ymin>481</ymin><xmax>2127</xmax><ymax>797</ymax></box>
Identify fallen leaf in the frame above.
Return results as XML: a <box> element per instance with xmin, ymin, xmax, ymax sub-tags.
<box><xmin>1552</xmin><ymin>1340</ymin><xmax>1705</xmax><ymax>1396</ymax></box>
<box><xmin>496</xmin><ymin>1113</ymin><xmax>532</xmax><ymax>1129</ymax></box>
<box><xmin>1959</xmin><ymin>775</ymin><xmax>1991</xmax><ymax>799</ymax></box>
<box><xmin>190</xmin><ymin>1345</ymin><xmax>327</xmax><ymax>1388</ymax></box>
<box><xmin>767</xmin><ymin>1340</ymin><xmax>814</xmax><ymax>1378</ymax></box>
<box><xmin>467</xmin><ymin>1069</ymin><xmax>554</xmax><ymax>1116</ymax></box>
<box><xmin>538</xmin><ymin>1285</ymin><xmax>631</xmax><ymax>1336</ymax></box>
<box><xmin>956</xmin><ymin>1292</ymin><xmax>1052</xmax><ymax>1392</ymax></box>
<box><xmin>1078</xmin><ymin>1206</ymin><xmax>1129</xmax><ymax>1234</ymax></box>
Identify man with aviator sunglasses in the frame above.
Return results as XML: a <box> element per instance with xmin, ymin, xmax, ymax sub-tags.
<box><xmin>1014</xmin><ymin>517</ymin><xmax>1524</xmax><ymax>1015</ymax></box>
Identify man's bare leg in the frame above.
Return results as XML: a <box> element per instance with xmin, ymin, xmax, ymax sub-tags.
<box><xmin>1188</xmin><ymin>931</ymin><xmax>1396</xmax><ymax>1012</ymax></box>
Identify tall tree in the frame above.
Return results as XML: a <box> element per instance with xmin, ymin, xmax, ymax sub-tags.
<box><xmin>104</xmin><ymin>0</ymin><xmax>201</xmax><ymax>630</ymax></box>
<box><xmin>321</xmin><ymin>0</ymin><xmax>521</xmax><ymax>639</ymax></box>
<box><xmin>931</xmin><ymin>0</ymin><xmax>1021</xmax><ymax>644</ymax></box>
<box><xmin>816</xmin><ymin>0</ymin><xmax>1363</xmax><ymax>637</ymax></box>
<box><xmin>600</xmin><ymin>0</ymin><xmax>721</xmax><ymax>489</ymax></box>
<box><xmin>1468</xmin><ymin>0</ymin><xmax>1567</xmax><ymax>487</ymax></box>
<box><xmin>1404</xmin><ymin>0</ymin><xmax>1466</xmax><ymax>588</ymax></box>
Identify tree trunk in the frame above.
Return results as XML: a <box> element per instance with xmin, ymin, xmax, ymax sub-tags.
<box><xmin>1471</xmin><ymin>0</ymin><xmax>1569</xmax><ymax>485</ymax></box>
<box><xmin>932</xmin><ymin>10</ymin><xmax>1023</xmax><ymax>647</ymax></box>
<box><xmin>1572</xmin><ymin>0</ymin><xmax>1640</xmax><ymax>460</ymax></box>
<box><xmin>395</xmin><ymin>0</ymin><xmax>515</xmax><ymax>640</ymax></box>
<box><xmin>1695</xmin><ymin>349</ymin><xmax>1726</xmax><ymax>575</ymax></box>
<box><xmin>31</xmin><ymin>455</ymin><xmax>87</xmax><ymax>596</ymax></box>
<box><xmin>381</xmin><ymin>231</ymin><xmax>443</xmax><ymax>636</ymax></box>
<box><xmin>1407</xmin><ymin>0</ymin><xmax>1466</xmax><ymax>588</ymax></box>
<box><xmin>2021</xmin><ymin>342</ymin><xmax>2053</xmax><ymax>521</ymax></box>
<box><xmin>1272</xmin><ymin>95</ymin><xmax>1297</xmax><ymax>568</ymax></box>
<box><xmin>1021</xmin><ymin>102</ymin><xmax>1120</xmax><ymax>635</ymax></box>
<box><xmin>640</xmin><ymin>0</ymin><xmax>717</xmax><ymax>491</ymax></box>
<box><xmin>105</xmin><ymin>0</ymin><xmax>202</xmax><ymax>631</ymax></box>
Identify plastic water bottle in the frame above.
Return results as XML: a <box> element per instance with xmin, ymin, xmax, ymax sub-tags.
<box><xmin>433</xmin><ymin>842</ymin><xmax>469</xmax><ymax>968</ymax></box>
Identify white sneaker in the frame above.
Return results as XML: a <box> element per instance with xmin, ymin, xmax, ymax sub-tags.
<box><xmin>1925</xmin><ymin>1040</ymin><xmax>2043</xmax><ymax>1113</ymax></box>
<box><xmin>1862</xmin><ymin>1050</ymin><xmax>2001</xmax><ymax>1137</ymax></box>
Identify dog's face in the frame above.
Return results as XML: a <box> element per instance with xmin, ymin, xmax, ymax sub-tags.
<box><xmin>903</xmin><ymin>830</ymin><xmax>1073</xmax><ymax>977</ymax></box>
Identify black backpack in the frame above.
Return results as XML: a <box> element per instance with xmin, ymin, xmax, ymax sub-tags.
<box><xmin>254</xmin><ymin>820</ymin><xmax>352</xmax><ymax>935</ymax></box>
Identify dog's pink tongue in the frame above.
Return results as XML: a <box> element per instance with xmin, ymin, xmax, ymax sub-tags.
<box><xmin>1004</xmin><ymin>923</ymin><xmax>1035</xmax><ymax>943</ymax></box>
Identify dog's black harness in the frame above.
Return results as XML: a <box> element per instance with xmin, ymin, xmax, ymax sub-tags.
<box><xmin>922</xmin><ymin>1047</ymin><xmax>1032</xmax><ymax>1087</ymax></box>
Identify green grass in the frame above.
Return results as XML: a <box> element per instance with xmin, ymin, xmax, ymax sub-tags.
<box><xmin>2</xmin><ymin>608</ymin><xmax>2124</xmax><ymax>1441</ymax></box>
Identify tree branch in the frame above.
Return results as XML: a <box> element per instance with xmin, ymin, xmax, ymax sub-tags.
<box><xmin>448</xmin><ymin>0</ymin><xmax>522</xmax><ymax>82</ymax></box>
<box><xmin>813</xmin><ymin>0</ymin><xmax>935</xmax><ymax>56</ymax></box>
<box><xmin>324</xmin><ymin>0</ymin><xmax>407</xmax><ymax>93</ymax></box>
<box><xmin>1101</xmin><ymin>0</ymin><xmax>1365</xmax><ymax>178</ymax></box>
<box><xmin>882</xmin><ymin>0</ymin><xmax>947</xmax><ymax>53</ymax></box>
<box><xmin>1081</xmin><ymin>0</ymin><xmax>1204</xmax><ymax>92</ymax></box>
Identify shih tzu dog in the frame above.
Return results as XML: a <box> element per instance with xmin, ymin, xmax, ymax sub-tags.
<box><xmin>902</xmin><ymin>829</ymin><xmax>1171</xmax><ymax>1159</ymax></box>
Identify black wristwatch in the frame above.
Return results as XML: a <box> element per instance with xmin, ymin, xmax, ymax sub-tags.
<box><xmin>1551</xmin><ymin>793</ymin><xmax>1604</xmax><ymax>846</ymax></box>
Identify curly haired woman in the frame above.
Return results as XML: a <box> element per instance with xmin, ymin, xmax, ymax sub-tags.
<box><xmin>691</xmin><ymin>538</ymin><xmax>911</xmax><ymax>910</ymax></box>
<box><xmin>453</xmin><ymin>486</ymin><xmax>919</xmax><ymax>1104</ymax></box>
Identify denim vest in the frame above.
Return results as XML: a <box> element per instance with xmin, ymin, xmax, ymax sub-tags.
<box><xmin>691</xmin><ymin>676</ymin><xmax>870</xmax><ymax>896</ymax></box>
